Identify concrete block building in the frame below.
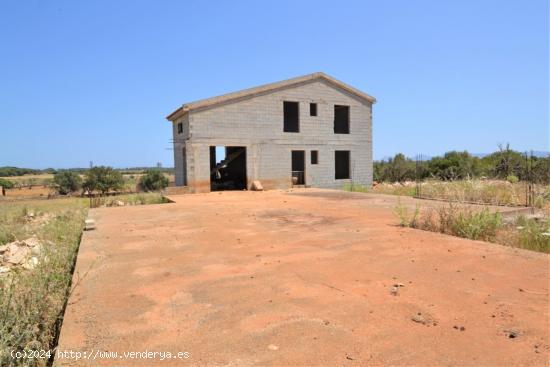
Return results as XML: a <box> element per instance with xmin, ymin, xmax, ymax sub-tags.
<box><xmin>166</xmin><ymin>72</ymin><xmax>376</xmax><ymax>193</ymax></box>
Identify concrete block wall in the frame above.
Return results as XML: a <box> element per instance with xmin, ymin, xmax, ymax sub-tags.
<box><xmin>173</xmin><ymin>80</ymin><xmax>373</xmax><ymax>192</ymax></box>
<box><xmin>172</xmin><ymin>114</ymin><xmax>189</xmax><ymax>186</ymax></box>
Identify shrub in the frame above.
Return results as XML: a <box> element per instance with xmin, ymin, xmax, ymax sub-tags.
<box><xmin>0</xmin><ymin>178</ymin><xmax>14</xmax><ymax>189</ymax></box>
<box><xmin>53</xmin><ymin>171</ymin><xmax>82</xmax><ymax>195</ymax></box>
<box><xmin>139</xmin><ymin>170</ymin><xmax>169</xmax><ymax>192</ymax></box>
<box><xmin>506</xmin><ymin>175</ymin><xmax>519</xmax><ymax>184</ymax></box>
<box><xmin>82</xmin><ymin>166</ymin><xmax>124</xmax><ymax>194</ymax></box>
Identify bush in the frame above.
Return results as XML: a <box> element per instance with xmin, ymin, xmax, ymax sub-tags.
<box><xmin>53</xmin><ymin>171</ymin><xmax>82</xmax><ymax>195</ymax></box>
<box><xmin>0</xmin><ymin>178</ymin><xmax>14</xmax><ymax>189</ymax></box>
<box><xmin>506</xmin><ymin>175</ymin><xmax>519</xmax><ymax>184</ymax></box>
<box><xmin>82</xmin><ymin>166</ymin><xmax>124</xmax><ymax>194</ymax></box>
<box><xmin>139</xmin><ymin>170</ymin><xmax>169</xmax><ymax>192</ymax></box>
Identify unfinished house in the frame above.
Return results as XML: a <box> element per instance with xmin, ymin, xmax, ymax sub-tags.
<box><xmin>166</xmin><ymin>72</ymin><xmax>376</xmax><ymax>193</ymax></box>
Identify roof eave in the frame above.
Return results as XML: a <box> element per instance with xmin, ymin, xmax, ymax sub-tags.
<box><xmin>166</xmin><ymin>106</ymin><xmax>189</xmax><ymax>121</ymax></box>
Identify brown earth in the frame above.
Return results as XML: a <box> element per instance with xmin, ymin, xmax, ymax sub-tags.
<box><xmin>4</xmin><ymin>186</ymin><xmax>54</xmax><ymax>198</ymax></box>
<box><xmin>56</xmin><ymin>189</ymin><xmax>549</xmax><ymax>366</ymax></box>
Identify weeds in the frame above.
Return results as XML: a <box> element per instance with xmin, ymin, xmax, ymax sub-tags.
<box><xmin>343</xmin><ymin>183</ymin><xmax>370</xmax><ymax>193</ymax></box>
<box><xmin>0</xmin><ymin>199</ymin><xmax>87</xmax><ymax>366</ymax></box>
<box><xmin>394</xmin><ymin>199</ymin><xmax>420</xmax><ymax>228</ymax></box>
<box><xmin>375</xmin><ymin>180</ymin><xmax>550</xmax><ymax>208</ymax></box>
<box><xmin>500</xmin><ymin>216</ymin><xmax>550</xmax><ymax>253</ymax></box>
<box><xmin>394</xmin><ymin>201</ymin><xmax>548</xmax><ymax>253</ymax></box>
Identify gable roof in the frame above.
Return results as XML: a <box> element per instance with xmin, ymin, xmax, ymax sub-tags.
<box><xmin>166</xmin><ymin>72</ymin><xmax>376</xmax><ymax>121</ymax></box>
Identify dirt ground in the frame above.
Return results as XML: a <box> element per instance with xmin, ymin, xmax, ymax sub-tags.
<box><xmin>56</xmin><ymin>189</ymin><xmax>549</xmax><ymax>366</ymax></box>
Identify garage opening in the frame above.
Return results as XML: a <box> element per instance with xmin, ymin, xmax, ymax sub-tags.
<box><xmin>210</xmin><ymin>146</ymin><xmax>247</xmax><ymax>191</ymax></box>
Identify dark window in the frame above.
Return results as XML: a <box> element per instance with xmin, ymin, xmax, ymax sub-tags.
<box><xmin>310</xmin><ymin>103</ymin><xmax>317</xmax><ymax>116</ymax></box>
<box><xmin>311</xmin><ymin>150</ymin><xmax>318</xmax><ymax>164</ymax></box>
<box><xmin>335</xmin><ymin>151</ymin><xmax>350</xmax><ymax>179</ymax></box>
<box><xmin>177</xmin><ymin>122</ymin><xmax>183</xmax><ymax>134</ymax></box>
<box><xmin>283</xmin><ymin>101</ymin><xmax>299</xmax><ymax>132</ymax></box>
<box><xmin>334</xmin><ymin>105</ymin><xmax>350</xmax><ymax>134</ymax></box>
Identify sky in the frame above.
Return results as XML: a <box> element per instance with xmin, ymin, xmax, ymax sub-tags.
<box><xmin>0</xmin><ymin>0</ymin><xmax>548</xmax><ymax>168</ymax></box>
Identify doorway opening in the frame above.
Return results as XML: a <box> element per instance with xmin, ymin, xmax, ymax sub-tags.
<box><xmin>210</xmin><ymin>146</ymin><xmax>247</xmax><ymax>191</ymax></box>
<box><xmin>291</xmin><ymin>150</ymin><xmax>305</xmax><ymax>186</ymax></box>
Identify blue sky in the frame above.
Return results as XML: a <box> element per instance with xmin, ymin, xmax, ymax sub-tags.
<box><xmin>0</xmin><ymin>0</ymin><xmax>548</xmax><ymax>168</ymax></box>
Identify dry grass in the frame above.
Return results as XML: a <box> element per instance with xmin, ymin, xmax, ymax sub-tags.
<box><xmin>374</xmin><ymin>180</ymin><xmax>550</xmax><ymax>209</ymax></box>
<box><xmin>395</xmin><ymin>201</ymin><xmax>549</xmax><ymax>253</ymax></box>
<box><xmin>0</xmin><ymin>198</ymin><xmax>87</xmax><ymax>366</ymax></box>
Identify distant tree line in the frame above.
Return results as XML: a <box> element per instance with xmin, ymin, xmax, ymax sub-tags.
<box><xmin>374</xmin><ymin>145</ymin><xmax>550</xmax><ymax>184</ymax></box>
<box><xmin>0</xmin><ymin>166</ymin><xmax>174</xmax><ymax>177</ymax></box>
<box><xmin>52</xmin><ymin>167</ymin><xmax>169</xmax><ymax>195</ymax></box>
<box><xmin>0</xmin><ymin>166</ymin><xmax>171</xmax><ymax>195</ymax></box>
<box><xmin>0</xmin><ymin>167</ymin><xmax>56</xmax><ymax>177</ymax></box>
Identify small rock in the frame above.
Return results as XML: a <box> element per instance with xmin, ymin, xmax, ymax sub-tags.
<box><xmin>505</xmin><ymin>329</ymin><xmax>520</xmax><ymax>339</ymax></box>
<box><xmin>31</xmin><ymin>244</ymin><xmax>42</xmax><ymax>256</ymax></box>
<box><xmin>114</xmin><ymin>200</ymin><xmax>125</xmax><ymax>207</ymax></box>
<box><xmin>390</xmin><ymin>286</ymin><xmax>399</xmax><ymax>296</ymax></box>
<box><xmin>0</xmin><ymin>245</ymin><xmax>7</xmax><ymax>253</ymax></box>
<box><xmin>22</xmin><ymin>256</ymin><xmax>39</xmax><ymax>270</ymax></box>
<box><xmin>84</xmin><ymin>219</ymin><xmax>96</xmax><ymax>231</ymax></box>
<box><xmin>267</xmin><ymin>344</ymin><xmax>279</xmax><ymax>351</ymax></box>
<box><xmin>5</xmin><ymin>246</ymin><xmax>30</xmax><ymax>265</ymax></box>
<box><xmin>0</xmin><ymin>266</ymin><xmax>11</xmax><ymax>274</ymax></box>
<box><xmin>411</xmin><ymin>314</ymin><xmax>426</xmax><ymax>324</ymax></box>
<box><xmin>251</xmin><ymin>180</ymin><xmax>264</xmax><ymax>191</ymax></box>
<box><xmin>22</xmin><ymin>237</ymin><xmax>41</xmax><ymax>248</ymax></box>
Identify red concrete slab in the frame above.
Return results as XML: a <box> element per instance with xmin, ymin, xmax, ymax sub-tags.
<box><xmin>56</xmin><ymin>189</ymin><xmax>549</xmax><ymax>366</ymax></box>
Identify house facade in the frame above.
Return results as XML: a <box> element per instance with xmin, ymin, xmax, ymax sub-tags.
<box><xmin>166</xmin><ymin>72</ymin><xmax>376</xmax><ymax>193</ymax></box>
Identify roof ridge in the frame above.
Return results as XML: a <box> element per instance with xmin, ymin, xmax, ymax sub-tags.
<box><xmin>166</xmin><ymin>72</ymin><xmax>375</xmax><ymax>121</ymax></box>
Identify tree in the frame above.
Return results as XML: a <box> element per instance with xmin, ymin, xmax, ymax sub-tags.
<box><xmin>140</xmin><ymin>169</ymin><xmax>169</xmax><ymax>191</ymax></box>
<box><xmin>376</xmin><ymin>154</ymin><xmax>416</xmax><ymax>182</ymax></box>
<box><xmin>428</xmin><ymin>151</ymin><xmax>479</xmax><ymax>181</ymax></box>
<box><xmin>482</xmin><ymin>144</ymin><xmax>524</xmax><ymax>179</ymax></box>
<box><xmin>83</xmin><ymin>166</ymin><xmax>124</xmax><ymax>194</ymax></box>
<box><xmin>0</xmin><ymin>178</ymin><xmax>14</xmax><ymax>189</ymax></box>
<box><xmin>53</xmin><ymin>171</ymin><xmax>82</xmax><ymax>195</ymax></box>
